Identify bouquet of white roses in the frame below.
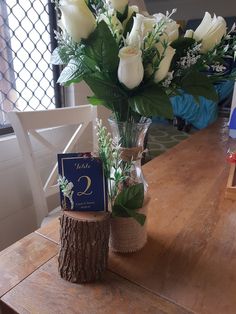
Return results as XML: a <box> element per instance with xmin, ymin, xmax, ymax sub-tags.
<box><xmin>51</xmin><ymin>0</ymin><xmax>236</xmax><ymax>225</ymax></box>
<box><xmin>51</xmin><ymin>0</ymin><xmax>236</xmax><ymax>125</ymax></box>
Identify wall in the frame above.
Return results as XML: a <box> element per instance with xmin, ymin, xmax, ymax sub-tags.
<box><xmin>66</xmin><ymin>82</ymin><xmax>112</xmax><ymax>131</ymax></box>
<box><xmin>0</xmin><ymin>133</ymin><xmax>36</xmax><ymax>250</ymax></box>
<box><xmin>146</xmin><ymin>0</ymin><xmax>236</xmax><ymax>20</ymax></box>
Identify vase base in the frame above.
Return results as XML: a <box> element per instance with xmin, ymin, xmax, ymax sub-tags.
<box><xmin>110</xmin><ymin>237</ymin><xmax>147</xmax><ymax>253</ymax></box>
<box><xmin>109</xmin><ymin>196</ymin><xmax>150</xmax><ymax>253</ymax></box>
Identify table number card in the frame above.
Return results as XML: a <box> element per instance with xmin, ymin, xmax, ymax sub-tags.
<box><xmin>58</xmin><ymin>153</ymin><xmax>108</xmax><ymax>211</ymax></box>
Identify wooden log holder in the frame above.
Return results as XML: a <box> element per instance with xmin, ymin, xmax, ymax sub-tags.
<box><xmin>225</xmin><ymin>163</ymin><xmax>236</xmax><ymax>201</ymax></box>
<box><xmin>58</xmin><ymin>211</ymin><xmax>110</xmax><ymax>283</ymax></box>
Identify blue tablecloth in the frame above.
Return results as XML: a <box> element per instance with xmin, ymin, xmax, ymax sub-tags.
<box><xmin>170</xmin><ymin>80</ymin><xmax>234</xmax><ymax>129</ymax></box>
<box><xmin>152</xmin><ymin>80</ymin><xmax>234</xmax><ymax>129</ymax></box>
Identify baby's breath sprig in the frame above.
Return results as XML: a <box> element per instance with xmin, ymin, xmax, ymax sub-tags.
<box><xmin>177</xmin><ymin>43</ymin><xmax>202</xmax><ymax>70</ymax></box>
<box><xmin>88</xmin><ymin>0</ymin><xmax>106</xmax><ymax>15</ymax></box>
<box><xmin>53</xmin><ymin>30</ymin><xmax>82</xmax><ymax>64</ymax></box>
<box><xmin>96</xmin><ymin>119</ymin><xmax>132</xmax><ymax>207</ymax></box>
<box><xmin>97</xmin><ymin>7</ymin><xmax>123</xmax><ymax>43</ymax></box>
<box><xmin>143</xmin><ymin>9</ymin><xmax>177</xmax><ymax>52</ymax></box>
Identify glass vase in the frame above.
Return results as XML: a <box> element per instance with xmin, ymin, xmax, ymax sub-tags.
<box><xmin>108</xmin><ymin>117</ymin><xmax>151</xmax><ymax>253</ymax></box>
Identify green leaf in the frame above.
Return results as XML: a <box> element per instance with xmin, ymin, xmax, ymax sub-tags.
<box><xmin>114</xmin><ymin>183</ymin><xmax>144</xmax><ymax>210</ymax></box>
<box><xmin>113</xmin><ymin>204</ymin><xmax>146</xmax><ymax>226</ymax></box>
<box><xmin>87</xmin><ymin>96</ymin><xmax>106</xmax><ymax>106</ymax></box>
<box><xmin>116</xmin><ymin>5</ymin><xmax>128</xmax><ymax>23</ymax></box>
<box><xmin>124</xmin><ymin>207</ymin><xmax>146</xmax><ymax>225</ymax></box>
<box><xmin>57</xmin><ymin>56</ymin><xmax>97</xmax><ymax>86</ymax></box>
<box><xmin>171</xmin><ymin>37</ymin><xmax>196</xmax><ymax>52</ymax></box>
<box><xmin>84</xmin><ymin>74</ymin><xmax>127</xmax><ymax>103</ymax></box>
<box><xmin>170</xmin><ymin>37</ymin><xmax>196</xmax><ymax>70</ymax></box>
<box><xmin>51</xmin><ymin>47</ymin><xmax>64</xmax><ymax>65</ymax></box>
<box><xmin>123</xmin><ymin>12</ymin><xmax>135</xmax><ymax>38</ymax></box>
<box><xmin>57</xmin><ymin>59</ymin><xmax>82</xmax><ymax>85</ymax></box>
<box><xmin>51</xmin><ymin>46</ymin><xmax>78</xmax><ymax>65</ymax></box>
<box><xmin>113</xmin><ymin>183</ymin><xmax>146</xmax><ymax>225</ymax></box>
<box><xmin>181</xmin><ymin>71</ymin><xmax>219</xmax><ymax>102</ymax></box>
<box><xmin>84</xmin><ymin>21</ymin><xmax>119</xmax><ymax>74</ymax></box>
<box><xmin>129</xmin><ymin>85</ymin><xmax>173</xmax><ymax>119</ymax></box>
<box><xmin>84</xmin><ymin>73</ymin><xmax>128</xmax><ymax>119</ymax></box>
<box><xmin>84</xmin><ymin>74</ymin><xmax>128</xmax><ymax>115</ymax></box>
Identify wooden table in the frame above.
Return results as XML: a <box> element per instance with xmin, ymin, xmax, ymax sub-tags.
<box><xmin>1</xmin><ymin>119</ymin><xmax>235</xmax><ymax>314</ymax></box>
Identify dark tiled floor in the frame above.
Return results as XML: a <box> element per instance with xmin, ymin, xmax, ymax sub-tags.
<box><xmin>145</xmin><ymin>123</ymin><xmax>190</xmax><ymax>161</ymax></box>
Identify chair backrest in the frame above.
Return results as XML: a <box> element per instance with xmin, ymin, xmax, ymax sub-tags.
<box><xmin>8</xmin><ymin>105</ymin><xmax>97</xmax><ymax>227</ymax></box>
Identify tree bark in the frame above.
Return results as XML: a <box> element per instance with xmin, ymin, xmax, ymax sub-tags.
<box><xmin>58</xmin><ymin>211</ymin><xmax>110</xmax><ymax>283</ymax></box>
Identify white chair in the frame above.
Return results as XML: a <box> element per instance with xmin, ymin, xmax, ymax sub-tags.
<box><xmin>8</xmin><ymin>105</ymin><xmax>97</xmax><ymax>227</ymax></box>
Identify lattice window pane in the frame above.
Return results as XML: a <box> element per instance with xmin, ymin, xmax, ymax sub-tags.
<box><xmin>0</xmin><ymin>0</ymin><xmax>59</xmax><ymax>127</ymax></box>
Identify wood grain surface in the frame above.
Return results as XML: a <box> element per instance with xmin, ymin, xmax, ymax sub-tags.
<box><xmin>1</xmin><ymin>256</ymin><xmax>191</xmax><ymax>314</ymax></box>
<box><xmin>35</xmin><ymin>217</ymin><xmax>60</xmax><ymax>244</ymax></box>
<box><xmin>109</xmin><ymin>119</ymin><xmax>236</xmax><ymax>314</ymax></box>
<box><xmin>0</xmin><ymin>233</ymin><xmax>58</xmax><ymax>297</ymax></box>
<box><xmin>6</xmin><ymin>119</ymin><xmax>235</xmax><ymax>314</ymax></box>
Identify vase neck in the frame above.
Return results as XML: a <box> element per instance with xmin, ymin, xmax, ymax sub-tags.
<box><xmin>120</xmin><ymin>146</ymin><xmax>143</xmax><ymax>161</ymax></box>
<box><xmin>108</xmin><ymin>117</ymin><xmax>151</xmax><ymax>148</ymax></box>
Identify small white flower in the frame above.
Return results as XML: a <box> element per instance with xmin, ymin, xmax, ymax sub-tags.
<box><xmin>97</xmin><ymin>9</ymin><xmax>123</xmax><ymax>42</ymax></box>
<box><xmin>154</xmin><ymin>12</ymin><xmax>179</xmax><ymax>43</ymax></box>
<box><xmin>105</xmin><ymin>0</ymin><xmax>128</xmax><ymax>14</ymax></box>
<box><xmin>211</xmin><ymin>62</ymin><xmax>227</xmax><ymax>72</ymax></box>
<box><xmin>162</xmin><ymin>71</ymin><xmax>174</xmax><ymax>88</ymax></box>
<box><xmin>58</xmin><ymin>175</ymin><xmax>74</xmax><ymax>209</ymax></box>
<box><xmin>177</xmin><ymin>44</ymin><xmax>201</xmax><ymax>69</ymax></box>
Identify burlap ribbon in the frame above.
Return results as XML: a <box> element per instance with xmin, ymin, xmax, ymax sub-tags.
<box><xmin>109</xmin><ymin>195</ymin><xmax>150</xmax><ymax>253</ymax></box>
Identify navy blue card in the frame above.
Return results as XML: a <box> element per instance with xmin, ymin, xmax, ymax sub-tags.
<box><xmin>57</xmin><ymin>153</ymin><xmax>107</xmax><ymax>211</ymax></box>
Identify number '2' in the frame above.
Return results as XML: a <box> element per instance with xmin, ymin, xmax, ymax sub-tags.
<box><xmin>77</xmin><ymin>176</ymin><xmax>92</xmax><ymax>196</ymax></box>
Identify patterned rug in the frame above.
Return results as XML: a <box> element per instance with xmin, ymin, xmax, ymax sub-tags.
<box><xmin>145</xmin><ymin>122</ymin><xmax>190</xmax><ymax>161</ymax></box>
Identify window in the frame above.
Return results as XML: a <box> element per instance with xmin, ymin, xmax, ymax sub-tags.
<box><xmin>0</xmin><ymin>0</ymin><xmax>63</xmax><ymax>135</ymax></box>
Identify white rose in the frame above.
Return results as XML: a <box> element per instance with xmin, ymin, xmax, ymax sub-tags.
<box><xmin>106</xmin><ymin>0</ymin><xmax>128</xmax><ymax>13</ymax></box>
<box><xmin>193</xmin><ymin>12</ymin><xmax>213</xmax><ymax>41</ymax></box>
<box><xmin>118</xmin><ymin>46</ymin><xmax>144</xmax><ymax>89</ymax></box>
<box><xmin>126</xmin><ymin>14</ymin><xmax>144</xmax><ymax>47</ymax></box>
<box><xmin>142</xmin><ymin>16</ymin><xmax>156</xmax><ymax>35</ymax></box>
<box><xmin>98</xmin><ymin>9</ymin><xmax>123</xmax><ymax>41</ymax></box>
<box><xmin>165</xmin><ymin>20</ymin><xmax>179</xmax><ymax>42</ymax></box>
<box><xmin>184</xmin><ymin>29</ymin><xmax>194</xmax><ymax>38</ymax></box>
<box><xmin>193</xmin><ymin>12</ymin><xmax>227</xmax><ymax>53</ymax></box>
<box><xmin>153</xmin><ymin>13</ymin><xmax>165</xmax><ymax>23</ymax></box>
<box><xmin>154</xmin><ymin>46</ymin><xmax>175</xmax><ymax>83</ymax></box>
<box><xmin>60</xmin><ymin>0</ymin><xmax>96</xmax><ymax>42</ymax></box>
<box><xmin>126</xmin><ymin>14</ymin><xmax>155</xmax><ymax>48</ymax></box>
<box><xmin>154</xmin><ymin>13</ymin><xmax>179</xmax><ymax>43</ymax></box>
